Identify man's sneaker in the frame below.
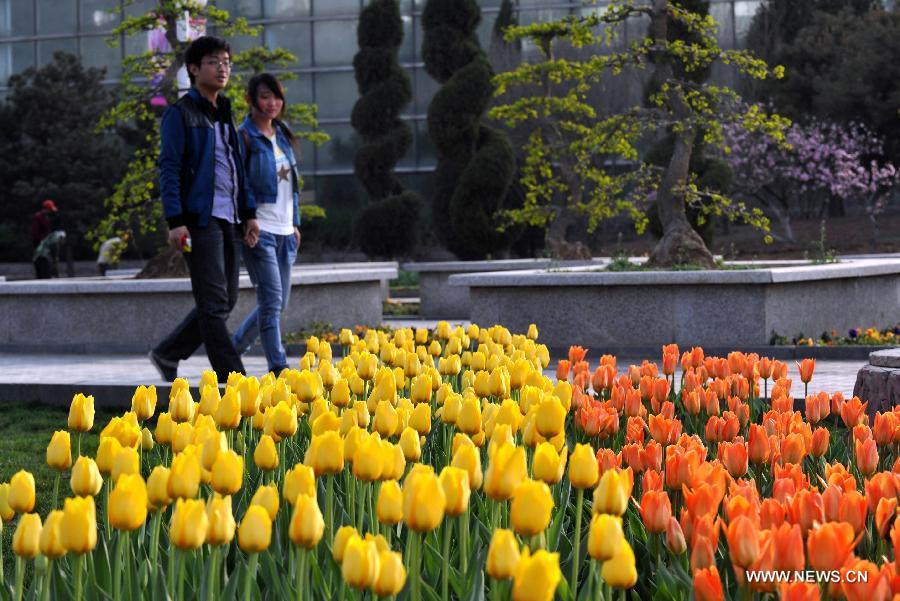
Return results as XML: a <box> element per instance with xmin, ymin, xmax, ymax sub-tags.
<box><xmin>148</xmin><ymin>350</ymin><xmax>178</xmax><ymax>382</ymax></box>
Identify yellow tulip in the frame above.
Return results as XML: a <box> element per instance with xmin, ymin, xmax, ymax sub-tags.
<box><xmin>341</xmin><ymin>536</ymin><xmax>380</xmax><ymax>589</ymax></box>
<box><xmin>201</xmin><ymin>432</ymin><xmax>226</xmax><ymax>471</ymax></box>
<box><xmin>451</xmin><ymin>442</ymin><xmax>483</xmax><ymax>490</ymax></box>
<box><xmin>111</xmin><ymin>446</ymin><xmax>140</xmax><ymax>482</ymax></box>
<box><xmin>283</xmin><ymin>464</ymin><xmax>316</xmax><ymax>506</ymax></box>
<box><xmin>238</xmin><ymin>505</ymin><xmax>272</xmax><ymax>553</ymax></box>
<box><xmin>373</xmin><ymin>400</ymin><xmax>400</xmax><ymax>438</ymax></box>
<box><xmin>601</xmin><ymin>538</ymin><xmax>637</xmax><ymax>589</ymax></box>
<box><xmin>47</xmin><ymin>430</ymin><xmax>72</xmax><ymax>471</ymax></box>
<box><xmin>211</xmin><ymin>449</ymin><xmax>244</xmax><ymax>495</ymax></box>
<box><xmin>95</xmin><ymin>436</ymin><xmax>122</xmax><ymax>477</ymax></box>
<box><xmin>353</xmin><ymin>433</ymin><xmax>384</xmax><ymax>482</ymax></box>
<box><xmin>199</xmin><ymin>385</ymin><xmax>221</xmax><ymax>416</ymax></box>
<box><xmin>402</xmin><ymin>465</ymin><xmax>446</xmax><ymax>532</ymax></box>
<box><xmin>170</xmin><ymin>387</ymin><xmax>195</xmax><ymax>423</ymax></box>
<box><xmin>141</xmin><ymin>427</ymin><xmax>154</xmax><ymax>451</ymax></box>
<box><xmin>535</xmin><ymin>397</ymin><xmax>565</xmax><ymax>438</ymax></box>
<box><xmin>374</xmin><ymin>550</ymin><xmax>406</xmax><ymax>596</ymax></box>
<box><xmin>382</xmin><ymin>441</ymin><xmax>405</xmax><ymax>482</ymax></box>
<box><xmin>527</xmin><ymin>323</ymin><xmax>538</xmax><ymax>340</ymax></box>
<box><xmin>108</xmin><ymin>474</ymin><xmax>148</xmax><ymax>531</ymax></box>
<box><xmin>553</xmin><ymin>381</ymin><xmax>572</xmax><ymax>411</ymax></box>
<box><xmin>486</xmin><ymin>528</ymin><xmax>520</xmax><ymax>580</ymax></box>
<box><xmin>205</xmin><ymin>494</ymin><xmax>236</xmax><ymax>546</ymax></box>
<box><xmin>215</xmin><ymin>387</ymin><xmax>241</xmax><ymax>430</ymax></box>
<box><xmin>9</xmin><ymin>470</ymin><xmax>35</xmax><ymax>514</ymax></box>
<box><xmin>306</xmin><ymin>431</ymin><xmax>344</xmax><ymax>476</ymax></box>
<box><xmin>68</xmin><ymin>393</ymin><xmax>95</xmax><ymax>432</ymax></box>
<box><xmin>511</xmin><ymin>479</ymin><xmax>554</xmax><ymax>537</ymax></box>
<box><xmin>410</xmin><ymin>374</ymin><xmax>432</xmax><ymax>405</ymax></box>
<box><xmin>331</xmin><ymin>378</ymin><xmax>351</xmax><ymax>408</ymax></box>
<box><xmin>512</xmin><ymin>548</ymin><xmax>561</xmax><ymax>601</ymax></box>
<box><xmin>312</xmin><ymin>410</ymin><xmax>341</xmax><ymax>436</ymax></box>
<box><xmin>131</xmin><ymin>385</ymin><xmax>157</xmax><ymax>421</ymax></box>
<box><xmin>60</xmin><ymin>496</ymin><xmax>97</xmax><ymax>554</ymax></box>
<box><xmin>69</xmin><ymin>456</ymin><xmax>102</xmax><ymax>497</ymax></box>
<box><xmin>593</xmin><ymin>469</ymin><xmax>631</xmax><ymax>516</ymax></box>
<box><xmin>408</xmin><ymin>404</ymin><xmax>432</xmax><ymax>437</ymax></box>
<box><xmin>399</xmin><ymin>427</ymin><xmax>422</xmax><ymax>461</ymax></box>
<box><xmin>289</xmin><ymin>493</ymin><xmax>324</xmax><ymax>548</ymax></box>
<box><xmin>457</xmin><ymin>395</ymin><xmax>482</xmax><ymax>435</ymax></box>
<box><xmin>569</xmin><ymin>443</ymin><xmax>599</xmax><ymax>489</ymax></box>
<box><xmin>40</xmin><ymin>510</ymin><xmax>66</xmax><ymax>559</ymax></box>
<box><xmin>491</xmin><ymin>367</ymin><xmax>511</xmax><ymax>398</ymax></box>
<box><xmin>254</xmin><ymin>435</ymin><xmax>279</xmax><ymax>471</ymax></box>
<box><xmin>239</xmin><ymin>376</ymin><xmax>261</xmax><ymax>416</ymax></box>
<box><xmin>296</xmin><ymin>370</ymin><xmax>324</xmax><ymax>404</ymax></box>
<box><xmin>270</xmin><ymin>401</ymin><xmax>298</xmax><ymax>437</ymax></box>
<box><xmin>332</xmin><ymin>525</ymin><xmax>359</xmax><ymax>563</ymax></box>
<box><xmin>588</xmin><ymin>514</ymin><xmax>623</xmax><ymax>561</ymax></box>
<box><xmin>170</xmin><ymin>498</ymin><xmax>208</xmax><ymax>550</ymax></box>
<box><xmin>168</xmin><ymin>451</ymin><xmax>201</xmax><ymax>499</ymax></box>
<box><xmin>0</xmin><ymin>482</ymin><xmax>13</xmax><ymax>521</ymax></box>
<box><xmin>250</xmin><ymin>484</ymin><xmax>280</xmax><ymax>521</ymax></box>
<box><xmin>147</xmin><ymin>466</ymin><xmax>172</xmax><ymax>511</ymax></box>
<box><xmin>485</xmin><ymin>443</ymin><xmax>527</xmax><ymax>501</ymax></box>
<box><xmin>155</xmin><ymin>412</ymin><xmax>175</xmax><ymax>445</ymax></box>
<box><xmin>13</xmin><ymin>513</ymin><xmax>41</xmax><ymax>558</ymax></box>
<box><xmin>532</xmin><ymin>442</ymin><xmax>567</xmax><ymax>485</ymax></box>
<box><xmin>440</xmin><ymin>466</ymin><xmax>471</xmax><ymax>517</ymax></box>
<box><xmin>376</xmin><ymin>480</ymin><xmax>403</xmax><ymax>525</ymax></box>
<box><xmin>353</xmin><ymin>400</ymin><xmax>370</xmax><ymax>428</ymax></box>
<box><xmin>170</xmin><ymin>422</ymin><xmax>194</xmax><ymax>454</ymax></box>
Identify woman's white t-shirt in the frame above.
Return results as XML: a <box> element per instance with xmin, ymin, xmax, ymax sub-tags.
<box><xmin>255</xmin><ymin>133</ymin><xmax>295</xmax><ymax>235</ymax></box>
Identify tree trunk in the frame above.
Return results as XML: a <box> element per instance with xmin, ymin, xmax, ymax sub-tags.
<box><xmin>644</xmin><ymin>0</ymin><xmax>715</xmax><ymax>269</ymax></box>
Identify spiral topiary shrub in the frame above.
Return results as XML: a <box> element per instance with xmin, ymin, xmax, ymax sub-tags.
<box><xmin>422</xmin><ymin>0</ymin><xmax>516</xmax><ymax>260</ymax></box>
<box><xmin>351</xmin><ymin>0</ymin><xmax>421</xmax><ymax>258</ymax></box>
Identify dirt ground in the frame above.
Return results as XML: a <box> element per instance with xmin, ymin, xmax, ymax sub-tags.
<box><xmin>594</xmin><ymin>210</ymin><xmax>900</xmax><ymax>259</ymax></box>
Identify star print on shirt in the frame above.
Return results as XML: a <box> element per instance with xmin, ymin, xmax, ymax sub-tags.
<box><xmin>278</xmin><ymin>165</ymin><xmax>291</xmax><ymax>182</ymax></box>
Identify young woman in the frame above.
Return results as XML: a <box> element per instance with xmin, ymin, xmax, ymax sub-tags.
<box><xmin>232</xmin><ymin>73</ymin><xmax>302</xmax><ymax>375</ymax></box>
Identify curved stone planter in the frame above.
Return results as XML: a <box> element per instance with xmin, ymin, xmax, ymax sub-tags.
<box><xmin>0</xmin><ymin>263</ymin><xmax>397</xmax><ymax>354</ymax></box>
<box><xmin>854</xmin><ymin>349</ymin><xmax>900</xmax><ymax>414</ymax></box>
<box><xmin>450</xmin><ymin>258</ymin><xmax>900</xmax><ymax>352</ymax></box>
<box><xmin>402</xmin><ymin>258</ymin><xmax>601</xmax><ymax>318</ymax></box>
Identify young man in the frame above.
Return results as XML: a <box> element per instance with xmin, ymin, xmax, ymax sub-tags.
<box><xmin>149</xmin><ymin>36</ymin><xmax>260</xmax><ymax>382</ymax></box>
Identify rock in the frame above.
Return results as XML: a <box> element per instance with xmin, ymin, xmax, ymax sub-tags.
<box><xmin>853</xmin><ymin>364</ymin><xmax>900</xmax><ymax>415</ymax></box>
<box><xmin>869</xmin><ymin>348</ymin><xmax>900</xmax><ymax>368</ymax></box>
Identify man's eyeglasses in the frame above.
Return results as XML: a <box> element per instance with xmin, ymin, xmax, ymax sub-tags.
<box><xmin>202</xmin><ymin>59</ymin><xmax>232</xmax><ymax>71</ymax></box>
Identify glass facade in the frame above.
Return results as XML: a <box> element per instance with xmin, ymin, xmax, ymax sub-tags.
<box><xmin>0</xmin><ymin>0</ymin><xmax>762</xmax><ymax>210</ymax></box>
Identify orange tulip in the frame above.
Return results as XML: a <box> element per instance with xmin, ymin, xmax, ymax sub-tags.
<box><xmin>839</xmin><ymin>490</ymin><xmax>869</xmax><ymax>535</ymax></box>
<box><xmin>873</xmin><ymin>411</ymin><xmax>899</xmax><ymax>446</ymax></box>
<box><xmin>804</xmin><ymin>392</ymin><xmax>830</xmax><ymax>424</ymax></box>
<box><xmin>866</xmin><ymin>472</ymin><xmax>900</xmax><ymax>514</ymax></box>
<box><xmin>693</xmin><ymin>565</ymin><xmax>723</xmax><ymax>601</ymax></box>
<box><xmin>568</xmin><ymin>345</ymin><xmax>587</xmax><ymax>365</ymax></box>
<box><xmin>778</xmin><ymin>581</ymin><xmax>822</xmax><ymax>601</ymax></box>
<box><xmin>841</xmin><ymin>558</ymin><xmax>890</xmax><ymax>601</ymax></box>
<box><xmin>841</xmin><ymin>396</ymin><xmax>869</xmax><ymax>428</ymax></box>
<box><xmin>666</xmin><ymin>516</ymin><xmax>686</xmax><ymax>554</ymax></box>
<box><xmin>807</xmin><ymin>522</ymin><xmax>856</xmax><ymax>572</ymax></box>
<box><xmin>690</xmin><ymin>534</ymin><xmax>716</xmax><ymax>572</ymax></box>
<box><xmin>810</xmin><ymin>427</ymin><xmax>829</xmax><ymax>458</ymax></box>
<box><xmin>822</xmin><ymin>484</ymin><xmax>842</xmax><ymax>522</ymax></box>
<box><xmin>747</xmin><ymin>425</ymin><xmax>770</xmax><ymax>465</ymax></box>
<box><xmin>717</xmin><ymin>440</ymin><xmax>748</xmax><ymax>478</ymax></box>
<box><xmin>875</xmin><ymin>496</ymin><xmax>897</xmax><ymax>539</ymax></box>
<box><xmin>797</xmin><ymin>359</ymin><xmax>815</xmax><ymax>384</ymax></box>
<box><xmin>856</xmin><ymin>439</ymin><xmax>879</xmax><ymax>476</ymax></box>
<box><xmin>556</xmin><ymin>360</ymin><xmax>570</xmax><ymax>382</ymax></box>
<box><xmin>757</xmin><ymin>357</ymin><xmax>774</xmax><ymax>379</ymax></box>
<box><xmin>725</xmin><ymin>515</ymin><xmax>760</xmax><ymax>568</ymax></box>
<box><xmin>639</xmin><ymin>490</ymin><xmax>671</xmax><ymax>534</ymax></box>
<box><xmin>648</xmin><ymin>414</ymin><xmax>681</xmax><ymax>446</ymax></box>
<box><xmin>771</xmin><ymin>523</ymin><xmax>804</xmax><ymax>573</ymax></box>
<box><xmin>788</xmin><ymin>488</ymin><xmax>823</xmax><ymax>536</ymax></box>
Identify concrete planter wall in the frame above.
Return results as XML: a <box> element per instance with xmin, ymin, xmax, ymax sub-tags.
<box><xmin>402</xmin><ymin>259</ymin><xmax>601</xmax><ymax>318</ymax></box>
<box><xmin>450</xmin><ymin>258</ymin><xmax>900</xmax><ymax>351</ymax></box>
<box><xmin>0</xmin><ymin>264</ymin><xmax>397</xmax><ymax>354</ymax></box>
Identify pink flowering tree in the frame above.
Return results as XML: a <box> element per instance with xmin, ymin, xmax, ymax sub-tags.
<box><xmin>723</xmin><ymin>114</ymin><xmax>898</xmax><ymax>244</ymax></box>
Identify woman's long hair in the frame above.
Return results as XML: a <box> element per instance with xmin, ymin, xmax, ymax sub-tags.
<box><xmin>247</xmin><ymin>72</ymin><xmax>299</xmax><ymax>159</ymax></box>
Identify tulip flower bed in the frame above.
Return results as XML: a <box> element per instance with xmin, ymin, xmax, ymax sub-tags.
<box><xmin>0</xmin><ymin>324</ymin><xmax>897</xmax><ymax>601</ymax></box>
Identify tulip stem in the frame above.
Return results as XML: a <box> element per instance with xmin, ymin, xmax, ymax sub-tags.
<box><xmin>458</xmin><ymin>513</ymin><xmax>469</xmax><ymax>578</ymax></box>
<box><xmin>76</xmin><ymin>432</ymin><xmax>82</xmax><ymax>458</ymax></box>
<box><xmin>41</xmin><ymin>559</ymin><xmax>52</xmax><ymax>601</ymax></box>
<box><xmin>208</xmin><ymin>546</ymin><xmax>220</xmax><ymax>601</ymax></box>
<box><xmin>51</xmin><ymin>472</ymin><xmax>60</xmax><ymax>510</ymax></box>
<box><xmin>571</xmin><ymin>488</ymin><xmax>584</xmax><ymax>598</ymax></box>
<box><xmin>14</xmin><ymin>557</ymin><xmax>24</xmax><ymax>601</ymax></box>
<box><xmin>114</xmin><ymin>530</ymin><xmax>127</xmax><ymax>600</ymax></box>
<box><xmin>178</xmin><ymin>550</ymin><xmax>187</xmax><ymax>601</ymax></box>
<box><xmin>244</xmin><ymin>553</ymin><xmax>259</xmax><ymax>601</ymax></box>
<box><xmin>149</xmin><ymin>511</ymin><xmax>162</xmax><ymax>595</ymax></box>
<box><xmin>74</xmin><ymin>554</ymin><xmax>84</xmax><ymax>601</ymax></box>
<box><xmin>168</xmin><ymin>537</ymin><xmax>176</xmax><ymax>597</ymax></box>
<box><xmin>489</xmin><ymin>576</ymin><xmax>502</xmax><ymax>601</ymax></box>
<box><xmin>0</xmin><ymin>524</ymin><xmax>4</xmax><ymax>582</ymax></box>
<box><xmin>441</xmin><ymin>520</ymin><xmax>452</xmax><ymax>601</ymax></box>
<box><xmin>326</xmin><ymin>474</ymin><xmax>334</xmax><ymax>549</ymax></box>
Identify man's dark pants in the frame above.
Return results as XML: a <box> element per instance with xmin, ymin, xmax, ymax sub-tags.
<box><xmin>154</xmin><ymin>217</ymin><xmax>245</xmax><ymax>379</ymax></box>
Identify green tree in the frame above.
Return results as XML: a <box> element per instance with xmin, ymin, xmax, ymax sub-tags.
<box><xmin>350</xmin><ymin>0</ymin><xmax>421</xmax><ymax>259</ymax></box>
<box><xmin>0</xmin><ymin>52</ymin><xmax>129</xmax><ymax>261</ymax></box>
<box><xmin>491</xmin><ymin>0</ymin><xmax>785</xmax><ymax>268</ymax></box>
<box><xmin>422</xmin><ymin>0</ymin><xmax>517</xmax><ymax>260</ymax></box>
<box><xmin>90</xmin><ymin>1</ymin><xmax>327</xmax><ymax>257</ymax></box>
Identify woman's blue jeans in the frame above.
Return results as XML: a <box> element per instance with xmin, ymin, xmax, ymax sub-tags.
<box><xmin>232</xmin><ymin>231</ymin><xmax>297</xmax><ymax>373</ymax></box>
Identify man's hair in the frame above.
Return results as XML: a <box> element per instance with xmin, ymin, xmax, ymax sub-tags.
<box><xmin>184</xmin><ymin>36</ymin><xmax>231</xmax><ymax>86</ymax></box>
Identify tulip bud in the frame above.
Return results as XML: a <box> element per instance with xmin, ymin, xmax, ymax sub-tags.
<box><xmin>332</xmin><ymin>525</ymin><xmax>359</xmax><ymax>563</ymax></box>
<box><xmin>342</xmin><ymin>536</ymin><xmax>380</xmax><ymax>589</ymax></box>
<box><xmin>13</xmin><ymin>513</ymin><xmax>42</xmax><ymax>558</ymax></box>
<box><xmin>0</xmin><ymin>483</ymin><xmax>13</xmax><ymax>522</ymax></box>
<box><xmin>440</xmin><ymin>466</ymin><xmax>471</xmax><ymax>517</ymax></box>
<box><xmin>373</xmin><ymin>550</ymin><xmax>406</xmax><ymax>596</ymax></box>
<box><xmin>485</xmin><ymin>443</ymin><xmax>527</xmax><ymax>501</ymax></box>
<box><xmin>108</xmin><ymin>474</ymin><xmax>148</xmax><ymax>531</ymax></box>
<box><xmin>250</xmin><ymin>484</ymin><xmax>280</xmax><ymax>521</ymax></box>
<box><xmin>40</xmin><ymin>510</ymin><xmax>66</xmax><ymax>559</ymax></box>
<box><xmin>289</xmin><ymin>493</ymin><xmax>325</xmax><ymax>549</ymax></box>
<box><xmin>283</xmin><ymin>464</ymin><xmax>316</xmax><ymax>506</ymax></box>
<box><xmin>9</xmin><ymin>470</ymin><xmax>36</xmax><ymax>514</ymax></box>
<box><xmin>376</xmin><ymin>480</ymin><xmax>403</xmax><ymax>525</ymax></box>
<box><xmin>168</xmin><ymin>451</ymin><xmax>201</xmax><ymax>499</ymax></box>
<box><xmin>59</xmin><ymin>496</ymin><xmax>97</xmax><ymax>554</ymax></box>
<box><xmin>69</xmin><ymin>456</ymin><xmax>102</xmax><ymax>497</ymax></box>
<box><xmin>601</xmin><ymin>538</ymin><xmax>637</xmax><ymax>589</ymax></box>
<box><xmin>132</xmin><ymin>385</ymin><xmax>157</xmax><ymax>421</ymax></box>
<box><xmin>402</xmin><ymin>465</ymin><xmax>445</xmax><ymax>532</ymax></box>
<box><xmin>111</xmin><ymin>446</ymin><xmax>140</xmax><ymax>483</ymax></box>
<box><xmin>254</xmin><ymin>435</ymin><xmax>279</xmax><ymax>471</ymax></box>
<box><xmin>452</xmin><ymin>443</ymin><xmax>483</xmax><ymax>490</ymax></box>
<box><xmin>510</xmin><ymin>478</ymin><xmax>553</xmax><ymax>537</ymax></box>
<box><xmin>46</xmin><ymin>430</ymin><xmax>72</xmax><ymax>471</ymax></box>
<box><xmin>569</xmin><ymin>443</ymin><xmax>599</xmax><ymax>489</ymax></box>
<box><xmin>665</xmin><ymin>516</ymin><xmax>687</xmax><ymax>554</ymax></box>
<box><xmin>512</xmin><ymin>548</ymin><xmax>562</xmax><ymax>601</ymax></box>
<box><xmin>205</xmin><ymin>494</ymin><xmax>236</xmax><ymax>546</ymax></box>
<box><xmin>147</xmin><ymin>466</ymin><xmax>172</xmax><ymax>511</ymax></box>
<box><xmin>593</xmin><ymin>469</ymin><xmax>630</xmax><ymax>516</ymax></box>
<box><xmin>68</xmin><ymin>393</ymin><xmax>95</xmax><ymax>432</ymax></box>
<box><xmin>211</xmin><ymin>450</ymin><xmax>244</xmax><ymax>496</ymax></box>
<box><xmin>487</xmin><ymin>528</ymin><xmax>520</xmax><ymax>580</ymax></box>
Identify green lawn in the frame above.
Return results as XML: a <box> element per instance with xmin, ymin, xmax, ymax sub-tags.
<box><xmin>0</xmin><ymin>403</ymin><xmax>120</xmax><ymax>581</ymax></box>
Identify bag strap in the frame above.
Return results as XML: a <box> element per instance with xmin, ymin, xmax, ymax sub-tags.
<box><xmin>239</xmin><ymin>128</ymin><xmax>252</xmax><ymax>170</ymax></box>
